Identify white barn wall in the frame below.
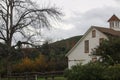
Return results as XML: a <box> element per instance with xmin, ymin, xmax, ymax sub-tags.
<box><xmin>68</xmin><ymin>27</ymin><xmax>108</xmax><ymax>68</ymax></box>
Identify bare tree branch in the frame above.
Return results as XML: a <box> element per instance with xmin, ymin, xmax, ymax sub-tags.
<box><xmin>0</xmin><ymin>0</ymin><xmax>62</xmax><ymax>46</ymax></box>
<box><xmin>0</xmin><ymin>3</ymin><xmax>7</xmax><ymax>11</ymax></box>
<box><xmin>0</xmin><ymin>0</ymin><xmax>62</xmax><ymax>75</ymax></box>
<box><xmin>0</xmin><ymin>30</ymin><xmax>6</xmax><ymax>40</ymax></box>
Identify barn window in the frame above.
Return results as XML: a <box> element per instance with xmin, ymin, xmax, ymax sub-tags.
<box><xmin>110</xmin><ymin>22</ymin><xmax>114</xmax><ymax>28</ymax></box>
<box><xmin>99</xmin><ymin>38</ymin><xmax>104</xmax><ymax>45</ymax></box>
<box><xmin>92</xmin><ymin>57</ymin><xmax>97</xmax><ymax>62</ymax></box>
<box><xmin>92</xmin><ymin>30</ymin><xmax>96</xmax><ymax>38</ymax></box>
<box><xmin>85</xmin><ymin>40</ymin><xmax>89</xmax><ymax>53</ymax></box>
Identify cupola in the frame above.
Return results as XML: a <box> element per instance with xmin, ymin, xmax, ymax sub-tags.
<box><xmin>108</xmin><ymin>14</ymin><xmax>120</xmax><ymax>31</ymax></box>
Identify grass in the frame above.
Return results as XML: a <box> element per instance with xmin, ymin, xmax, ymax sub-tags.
<box><xmin>38</xmin><ymin>76</ymin><xmax>66</xmax><ymax>80</ymax></box>
<box><xmin>1</xmin><ymin>78</ymin><xmax>24</xmax><ymax>80</ymax></box>
<box><xmin>55</xmin><ymin>77</ymin><xmax>66</xmax><ymax>80</ymax></box>
<box><xmin>1</xmin><ymin>76</ymin><xmax>67</xmax><ymax>80</ymax></box>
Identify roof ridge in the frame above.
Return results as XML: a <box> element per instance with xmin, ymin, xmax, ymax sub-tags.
<box><xmin>93</xmin><ymin>26</ymin><xmax>120</xmax><ymax>37</ymax></box>
<box><xmin>93</xmin><ymin>26</ymin><xmax>120</xmax><ymax>32</ymax></box>
<box><xmin>108</xmin><ymin>14</ymin><xmax>120</xmax><ymax>22</ymax></box>
<box><xmin>92</xmin><ymin>26</ymin><xmax>110</xmax><ymax>29</ymax></box>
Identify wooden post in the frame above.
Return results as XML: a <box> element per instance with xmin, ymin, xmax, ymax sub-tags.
<box><xmin>35</xmin><ymin>75</ymin><xmax>37</xmax><ymax>80</ymax></box>
<box><xmin>7</xmin><ymin>76</ymin><xmax>9</xmax><ymax>80</ymax></box>
<box><xmin>45</xmin><ymin>76</ymin><xmax>48</xmax><ymax>80</ymax></box>
<box><xmin>52</xmin><ymin>76</ymin><xmax>54</xmax><ymax>80</ymax></box>
<box><xmin>16</xmin><ymin>77</ymin><xmax>17</xmax><ymax>80</ymax></box>
<box><xmin>25</xmin><ymin>72</ymin><xmax>28</xmax><ymax>80</ymax></box>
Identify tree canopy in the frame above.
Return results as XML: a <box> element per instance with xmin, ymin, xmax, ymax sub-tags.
<box><xmin>92</xmin><ymin>37</ymin><xmax>120</xmax><ymax>65</ymax></box>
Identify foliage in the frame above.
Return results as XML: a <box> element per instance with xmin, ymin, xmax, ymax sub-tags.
<box><xmin>65</xmin><ymin>62</ymin><xmax>120</xmax><ymax>80</ymax></box>
<box><xmin>0</xmin><ymin>43</ymin><xmax>21</xmax><ymax>61</ymax></box>
<box><xmin>92</xmin><ymin>37</ymin><xmax>120</xmax><ymax>65</ymax></box>
<box><xmin>0</xmin><ymin>43</ymin><xmax>22</xmax><ymax>73</ymax></box>
<box><xmin>37</xmin><ymin>36</ymin><xmax>82</xmax><ymax>71</ymax></box>
<box><xmin>0</xmin><ymin>59</ymin><xmax>6</xmax><ymax>74</ymax></box>
<box><xmin>104</xmin><ymin>64</ymin><xmax>120</xmax><ymax>80</ymax></box>
<box><xmin>64</xmin><ymin>62</ymin><xmax>106</xmax><ymax>80</ymax></box>
<box><xmin>34</xmin><ymin>54</ymin><xmax>47</xmax><ymax>72</ymax></box>
<box><xmin>22</xmin><ymin>48</ymin><xmax>40</xmax><ymax>59</ymax></box>
<box><xmin>12</xmin><ymin>53</ymin><xmax>67</xmax><ymax>72</ymax></box>
<box><xmin>13</xmin><ymin>57</ymin><xmax>34</xmax><ymax>72</ymax></box>
<box><xmin>1</xmin><ymin>35</ymin><xmax>81</xmax><ymax>73</ymax></box>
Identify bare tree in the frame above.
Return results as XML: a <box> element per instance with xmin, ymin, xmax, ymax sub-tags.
<box><xmin>0</xmin><ymin>0</ymin><xmax>62</xmax><ymax>75</ymax></box>
<box><xmin>0</xmin><ymin>0</ymin><xmax>62</xmax><ymax>47</ymax></box>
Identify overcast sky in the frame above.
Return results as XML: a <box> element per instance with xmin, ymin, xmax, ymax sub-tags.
<box><xmin>35</xmin><ymin>0</ymin><xmax>120</xmax><ymax>41</ymax></box>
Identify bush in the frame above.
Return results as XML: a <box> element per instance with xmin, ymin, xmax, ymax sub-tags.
<box><xmin>64</xmin><ymin>62</ymin><xmax>106</xmax><ymax>80</ymax></box>
<box><xmin>65</xmin><ymin>62</ymin><xmax>120</xmax><ymax>80</ymax></box>
<box><xmin>104</xmin><ymin>64</ymin><xmax>120</xmax><ymax>80</ymax></box>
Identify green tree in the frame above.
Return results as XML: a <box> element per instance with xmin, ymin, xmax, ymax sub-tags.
<box><xmin>40</xmin><ymin>41</ymin><xmax>50</xmax><ymax>55</ymax></box>
<box><xmin>92</xmin><ymin>37</ymin><xmax>120</xmax><ymax>65</ymax></box>
<box><xmin>104</xmin><ymin>64</ymin><xmax>120</xmax><ymax>80</ymax></box>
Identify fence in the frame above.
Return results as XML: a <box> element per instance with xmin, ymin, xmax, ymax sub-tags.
<box><xmin>1</xmin><ymin>71</ymin><xmax>64</xmax><ymax>80</ymax></box>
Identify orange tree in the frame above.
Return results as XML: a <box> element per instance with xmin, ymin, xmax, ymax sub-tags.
<box><xmin>13</xmin><ymin>57</ymin><xmax>34</xmax><ymax>72</ymax></box>
<box><xmin>34</xmin><ymin>54</ymin><xmax>47</xmax><ymax>72</ymax></box>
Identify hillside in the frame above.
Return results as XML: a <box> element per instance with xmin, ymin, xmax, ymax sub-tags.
<box><xmin>51</xmin><ymin>35</ymin><xmax>83</xmax><ymax>53</ymax></box>
<box><xmin>21</xmin><ymin>35</ymin><xmax>83</xmax><ymax>57</ymax></box>
<box><xmin>40</xmin><ymin>35</ymin><xmax>83</xmax><ymax>56</ymax></box>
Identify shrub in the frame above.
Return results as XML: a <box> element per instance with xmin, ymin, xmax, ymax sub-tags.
<box><xmin>13</xmin><ymin>57</ymin><xmax>34</xmax><ymax>72</ymax></box>
<box><xmin>104</xmin><ymin>64</ymin><xmax>120</xmax><ymax>80</ymax></box>
<box><xmin>64</xmin><ymin>62</ymin><xmax>106</xmax><ymax>80</ymax></box>
<box><xmin>65</xmin><ymin>62</ymin><xmax>120</xmax><ymax>80</ymax></box>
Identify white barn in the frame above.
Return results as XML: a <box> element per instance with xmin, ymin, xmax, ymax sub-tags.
<box><xmin>66</xmin><ymin>15</ymin><xmax>120</xmax><ymax>69</ymax></box>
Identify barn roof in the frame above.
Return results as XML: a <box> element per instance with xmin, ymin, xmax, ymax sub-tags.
<box><xmin>66</xmin><ymin>26</ymin><xmax>120</xmax><ymax>56</ymax></box>
<box><xmin>94</xmin><ymin>26</ymin><xmax>120</xmax><ymax>37</ymax></box>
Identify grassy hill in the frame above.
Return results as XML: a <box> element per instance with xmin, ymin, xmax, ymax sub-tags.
<box><xmin>51</xmin><ymin>35</ymin><xmax>83</xmax><ymax>53</ymax></box>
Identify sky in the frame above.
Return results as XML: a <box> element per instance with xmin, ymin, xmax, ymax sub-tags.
<box><xmin>34</xmin><ymin>0</ymin><xmax>120</xmax><ymax>41</ymax></box>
